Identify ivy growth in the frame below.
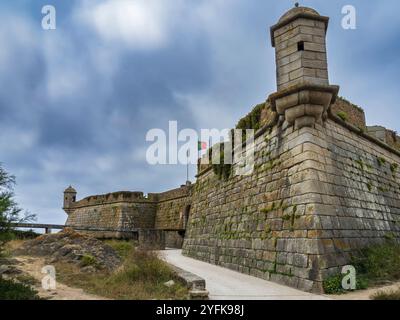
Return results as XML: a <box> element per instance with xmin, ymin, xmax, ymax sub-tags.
<box><xmin>211</xmin><ymin>142</ymin><xmax>233</xmax><ymax>181</ymax></box>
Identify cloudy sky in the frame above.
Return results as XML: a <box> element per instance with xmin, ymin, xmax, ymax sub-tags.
<box><xmin>1</xmin><ymin>0</ymin><xmax>399</xmax><ymax>224</ymax></box>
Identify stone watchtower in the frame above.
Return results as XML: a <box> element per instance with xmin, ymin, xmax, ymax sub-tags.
<box><xmin>63</xmin><ymin>186</ymin><xmax>77</xmax><ymax>215</ymax></box>
<box><xmin>268</xmin><ymin>5</ymin><xmax>339</xmax><ymax>129</ymax></box>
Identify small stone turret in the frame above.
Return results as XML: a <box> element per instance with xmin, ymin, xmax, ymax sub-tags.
<box><xmin>63</xmin><ymin>186</ymin><xmax>77</xmax><ymax>215</ymax></box>
<box><xmin>268</xmin><ymin>5</ymin><xmax>339</xmax><ymax>129</ymax></box>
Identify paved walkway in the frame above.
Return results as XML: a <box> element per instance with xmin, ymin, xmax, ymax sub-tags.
<box><xmin>160</xmin><ymin>249</ymin><xmax>330</xmax><ymax>300</ymax></box>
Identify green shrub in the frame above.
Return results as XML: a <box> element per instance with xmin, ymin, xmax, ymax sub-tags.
<box><xmin>0</xmin><ymin>164</ymin><xmax>36</xmax><ymax>256</ymax></box>
<box><xmin>0</xmin><ymin>278</ymin><xmax>39</xmax><ymax>300</ymax></box>
<box><xmin>351</xmin><ymin>240</ymin><xmax>400</xmax><ymax>283</ymax></box>
<box><xmin>323</xmin><ymin>273</ymin><xmax>369</xmax><ymax>294</ymax></box>
<box><xmin>323</xmin><ymin>274</ymin><xmax>345</xmax><ymax>294</ymax></box>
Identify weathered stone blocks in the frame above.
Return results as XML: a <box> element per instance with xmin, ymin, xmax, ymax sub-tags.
<box><xmin>183</xmin><ymin>117</ymin><xmax>400</xmax><ymax>293</ymax></box>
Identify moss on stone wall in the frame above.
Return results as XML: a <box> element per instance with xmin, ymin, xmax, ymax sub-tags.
<box><xmin>210</xmin><ymin>142</ymin><xmax>233</xmax><ymax>180</ymax></box>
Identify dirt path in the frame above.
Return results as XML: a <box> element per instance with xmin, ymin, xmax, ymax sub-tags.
<box><xmin>13</xmin><ymin>256</ymin><xmax>108</xmax><ymax>300</ymax></box>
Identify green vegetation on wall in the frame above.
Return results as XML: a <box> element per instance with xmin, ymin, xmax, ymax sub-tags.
<box><xmin>236</xmin><ymin>103</ymin><xmax>265</xmax><ymax>132</ymax></box>
<box><xmin>210</xmin><ymin>102</ymin><xmax>271</xmax><ymax>180</ymax></box>
<box><xmin>336</xmin><ymin>111</ymin><xmax>348</xmax><ymax>122</ymax></box>
<box><xmin>211</xmin><ymin>143</ymin><xmax>233</xmax><ymax>181</ymax></box>
<box><xmin>338</xmin><ymin>96</ymin><xmax>364</xmax><ymax>112</ymax></box>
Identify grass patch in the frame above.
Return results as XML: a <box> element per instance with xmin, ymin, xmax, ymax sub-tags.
<box><xmin>104</xmin><ymin>240</ymin><xmax>136</xmax><ymax>259</ymax></box>
<box><xmin>324</xmin><ymin>240</ymin><xmax>400</xmax><ymax>294</ymax></box>
<box><xmin>371</xmin><ymin>287</ymin><xmax>400</xmax><ymax>300</ymax></box>
<box><xmin>55</xmin><ymin>246</ymin><xmax>188</xmax><ymax>300</ymax></box>
<box><xmin>0</xmin><ymin>278</ymin><xmax>40</xmax><ymax>300</ymax></box>
<box><xmin>80</xmin><ymin>254</ymin><xmax>98</xmax><ymax>267</ymax></box>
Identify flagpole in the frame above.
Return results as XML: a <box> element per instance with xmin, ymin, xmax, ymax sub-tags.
<box><xmin>186</xmin><ymin>149</ymin><xmax>189</xmax><ymax>184</ymax></box>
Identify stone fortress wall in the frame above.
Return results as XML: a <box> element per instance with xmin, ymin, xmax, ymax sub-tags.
<box><xmin>64</xmin><ymin>186</ymin><xmax>192</xmax><ymax>247</ymax></box>
<box><xmin>183</xmin><ymin>113</ymin><xmax>400</xmax><ymax>292</ymax></box>
<box><xmin>153</xmin><ymin>186</ymin><xmax>192</xmax><ymax>248</ymax></box>
<box><xmin>63</xmin><ymin>5</ymin><xmax>400</xmax><ymax>293</ymax></box>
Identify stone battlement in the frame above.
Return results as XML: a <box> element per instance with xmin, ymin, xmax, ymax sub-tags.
<box><xmin>149</xmin><ymin>184</ymin><xmax>192</xmax><ymax>203</ymax></box>
<box><xmin>71</xmin><ymin>191</ymin><xmax>156</xmax><ymax>209</ymax></box>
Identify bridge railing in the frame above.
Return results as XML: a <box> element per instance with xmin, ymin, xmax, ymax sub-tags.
<box><xmin>11</xmin><ymin>223</ymin><xmax>140</xmax><ymax>236</ymax></box>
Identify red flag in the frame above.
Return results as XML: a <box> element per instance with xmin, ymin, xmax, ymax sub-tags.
<box><xmin>198</xmin><ymin>141</ymin><xmax>207</xmax><ymax>151</ymax></box>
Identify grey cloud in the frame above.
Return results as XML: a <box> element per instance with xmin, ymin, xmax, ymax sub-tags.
<box><xmin>1</xmin><ymin>0</ymin><xmax>400</xmax><ymax>225</ymax></box>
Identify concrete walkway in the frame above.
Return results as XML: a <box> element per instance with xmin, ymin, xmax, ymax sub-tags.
<box><xmin>160</xmin><ymin>249</ymin><xmax>330</xmax><ymax>300</ymax></box>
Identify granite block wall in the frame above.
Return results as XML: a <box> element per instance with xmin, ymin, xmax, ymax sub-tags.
<box><xmin>65</xmin><ymin>187</ymin><xmax>192</xmax><ymax>242</ymax></box>
<box><xmin>154</xmin><ymin>186</ymin><xmax>192</xmax><ymax>230</ymax></box>
<box><xmin>182</xmin><ymin>117</ymin><xmax>400</xmax><ymax>292</ymax></box>
<box><xmin>66</xmin><ymin>201</ymin><xmax>157</xmax><ymax>238</ymax></box>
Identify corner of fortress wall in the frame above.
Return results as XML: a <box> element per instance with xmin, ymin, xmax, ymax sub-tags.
<box><xmin>182</xmin><ymin>117</ymin><xmax>400</xmax><ymax>293</ymax></box>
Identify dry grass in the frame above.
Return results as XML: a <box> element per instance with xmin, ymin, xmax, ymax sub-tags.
<box><xmin>371</xmin><ymin>287</ymin><xmax>400</xmax><ymax>300</ymax></box>
<box><xmin>1</xmin><ymin>240</ymin><xmax>25</xmax><ymax>257</ymax></box>
<box><xmin>55</xmin><ymin>242</ymin><xmax>188</xmax><ymax>300</ymax></box>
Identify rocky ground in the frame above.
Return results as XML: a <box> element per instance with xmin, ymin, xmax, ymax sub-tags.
<box><xmin>15</xmin><ymin>228</ymin><xmax>121</xmax><ymax>273</ymax></box>
<box><xmin>1</xmin><ymin>230</ymin><xmax>189</xmax><ymax>300</ymax></box>
<box><xmin>1</xmin><ymin>228</ymin><xmax>124</xmax><ymax>299</ymax></box>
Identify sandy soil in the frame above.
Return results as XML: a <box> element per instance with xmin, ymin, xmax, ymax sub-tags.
<box><xmin>12</xmin><ymin>256</ymin><xmax>108</xmax><ymax>300</ymax></box>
